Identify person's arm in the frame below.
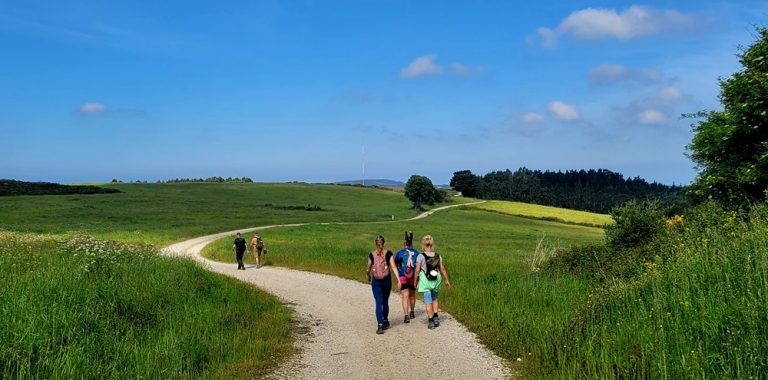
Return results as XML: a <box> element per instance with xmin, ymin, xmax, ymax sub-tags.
<box><xmin>440</xmin><ymin>260</ymin><xmax>452</xmax><ymax>289</ymax></box>
<box><xmin>413</xmin><ymin>261</ymin><xmax>421</xmax><ymax>289</ymax></box>
<box><xmin>389</xmin><ymin>254</ymin><xmax>400</xmax><ymax>292</ymax></box>
<box><xmin>365</xmin><ymin>256</ymin><xmax>373</xmax><ymax>282</ymax></box>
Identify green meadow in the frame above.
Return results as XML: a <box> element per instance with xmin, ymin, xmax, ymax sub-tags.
<box><xmin>5</xmin><ymin>182</ymin><xmax>765</xmax><ymax>378</ymax></box>
<box><xmin>472</xmin><ymin>200</ymin><xmax>614</xmax><ymax>227</ymax></box>
<box><xmin>0</xmin><ymin>182</ymin><xmax>423</xmax><ymax>245</ymax></box>
<box><xmin>0</xmin><ymin>231</ymin><xmax>293</xmax><ymax>379</ymax></box>
<box><xmin>0</xmin><ymin>182</ymin><xmax>426</xmax><ymax>378</ymax></box>
<box><xmin>202</xmin><ymin>206</ymin><xmax>607</xmax><ymax>374</ymax></box>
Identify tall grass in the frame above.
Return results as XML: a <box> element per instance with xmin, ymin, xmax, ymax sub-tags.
<box><xmin>0</xmin><ymin>232</ymin><xmax>293</xmax><ymax>378</ymax></box>
<box><xmin>534</xmin><ymin>204</ymin><xmax>768</xmax><ymax>378</ymax></box>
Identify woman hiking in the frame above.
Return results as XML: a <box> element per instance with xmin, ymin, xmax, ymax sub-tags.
<box><xmin>394</xmin><ymin>231</ymin><xmax>418</xmax><ymax>323</ymax></box>
<box><xmin>414</xmin><ymin>235</ymin><xmax>452</xmax><ymax>329</ymax></box>
<box><xmin>366</xmin><ymin>235</ymin><xmax>399</xmax><ymax>334</ymax></box>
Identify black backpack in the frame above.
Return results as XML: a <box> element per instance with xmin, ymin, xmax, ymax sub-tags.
<box><xmin>422</xmin><ymin>252</ymin><xmax>441</xmax><ymax>281</ymax></box>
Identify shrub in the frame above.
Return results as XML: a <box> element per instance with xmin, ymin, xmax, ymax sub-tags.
<box><xmin>605</xmin><ymin>200</ymin><xmax>666</xmax><ymax>250</ymax></box>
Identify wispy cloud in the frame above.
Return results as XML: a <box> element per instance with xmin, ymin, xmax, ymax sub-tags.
<box><xmin>400</xmin><ymin>54</ymin><xmax>443</xmax><ymax>78</ymax></box>
<box><xmin>520</xmin><ymin>112</ymin><xmax>545</xmax><ymax>123</ymax></box>
<box><xmin>589</xmin><ymin>64</ymin><xmax>664</xmax><ymax>85</ymax></box>
<box><xmin>78</xmin><ymin>102</ymin><xmax>109</xmax><ymax>115</ymax></box>
<box><xmin>534</xmin><ymin>5</ymin><xmax>699</xmax><ymax>47</ymax></box>
<box><xmin>547</xmin><ymin>101</ymin><xmax>580</xmax><ymax>121</ymax></box>
<box><xmin>449</xmin><ymin>63</ymin><xmax>485</xmax><ymax>76</ymax></box>
<box><xmin>400</xmin><ymin>55</ymin><xmax>484</xmax><ymax>79</ymax></box>
<box><xmin>611</xmin><ymin>86</ymin><xmax>685</xmax><ymax>127</ymax></box>
<box><xmin>638</xmin><ymin>109</ymin><xmax>668</xmax><ymax>124</ymax></box>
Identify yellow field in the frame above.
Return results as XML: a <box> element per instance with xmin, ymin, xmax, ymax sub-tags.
<box><xmin>472</xmin><ymin>200</ymin><xmax>613</xmax><ymax>227</ymax></box>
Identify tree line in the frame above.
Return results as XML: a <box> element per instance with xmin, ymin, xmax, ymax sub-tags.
<box><xmin>450</xmin><ymin>168</ymin><xmax>688</xmax><ymax>214</ymax></box>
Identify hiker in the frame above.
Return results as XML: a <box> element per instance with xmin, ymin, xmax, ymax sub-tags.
<box><xmin>394</xmin><ymin>231</ymin><xmax>418</xmax><ymax>323</ymax></box>
<box><xmin>250</xmin><ymin>232</ymin><xmax>265</xmax><ymax>268</ymax></box>
<box><xmin>414</xmin><ymin>235</ymin><xmax>452</xmax><ymax>329</ymax></box>
<box><xmin>366</xmin><ymin>235</ymin><xmax>399</xmax><ymax>334</ymax></box>
<box><xmin>233</xmin><ymin>232</ymin><xmax>248</xmax><ymax>270</ymax></box>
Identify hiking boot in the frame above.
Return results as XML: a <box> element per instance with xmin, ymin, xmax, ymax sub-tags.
<box><xmin>404</xmin><ymin>315</ymin><xmax>410</xmax><ymax>324</ymax></box>
<box><xmin>428</xmin><ymin>318</ymin><xmax>435</xmax><ymax>329</ymax></box>
<box><xmin>376</xmin><ymin>325</ymin><xmax>384</xmax><ymax>334</ymax></box>
<box><xmin>409</xmin><ymin>310</ymin><xmax>415</xmax><ymax>319</ymax></box>
<box><xmin>382</xmin><ymin>320</ymin><xmax>390</xmax><ymax>330</ymax></box>
<box><xmin>433</xmin><ymin>315</ymin><xmax>440</xmax><ymax>328</ymax></box>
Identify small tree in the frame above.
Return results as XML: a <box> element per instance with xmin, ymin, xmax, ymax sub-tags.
<box><xmin>404</xmin><ymin>175</ymin><xmax>439</xmax><ymax>210</ymax></box>
<box><xmin>449</xmin><ymin>170</ymin><xmax>481</xmax><ymax>197</ymax></box>
<box><xmin>687</xmin><ymin>28</ymin><xmax>768</xmax><ymax>209</ymax></box>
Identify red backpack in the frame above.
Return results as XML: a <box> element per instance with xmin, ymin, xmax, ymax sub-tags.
<box><xmin>371</xmin><ymin>251</ymin><xmax>390</xmax><ymax>280</ymax></box>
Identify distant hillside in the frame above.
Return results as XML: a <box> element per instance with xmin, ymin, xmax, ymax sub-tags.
<box><xmin>0</xmin><ymin>179</ymin><xmax>120</xmax><ymax>196</ymax></box>
<box><xmin>334</xmin><ymin>179</ymin><xmax>406</xmax><ymax>188</ymax></box>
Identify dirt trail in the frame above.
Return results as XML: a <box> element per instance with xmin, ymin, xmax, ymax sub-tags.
<box><xmin>163</xmin><ymin>202</ymin><xmax>513</xmax><ymax>379</ymax></box>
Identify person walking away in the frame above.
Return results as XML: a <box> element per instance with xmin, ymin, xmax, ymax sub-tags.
<box><xmin>250</xmin><ymin>232</ymin><xmax>265</xmax><ymax>268</ymax></box>
<box><xmin>394</xmin><ymin>231</ymin><xmax>418</xmax><ymax>323</ymax></box>
<box><xmin>233</xmin><ymin>232</ymin><xmax>248</xmax><ymax>270</ymax></box>
<box><xmin>414</xmin><ymin>235</ymin><xmax>452</xmax><ymax>329</ymax></box>
<box><xmin>365</xmin><ymin>235</ymin><xmax>399</xmax><ymax>334</ymax></box>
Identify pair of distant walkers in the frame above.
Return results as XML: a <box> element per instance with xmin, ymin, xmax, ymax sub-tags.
<box><xmin>232</xmin><ymin>232</ymin><xmax>266</xmax><ymax>270</ymax></box>
<box><xmin>366</xmin><ymin>231</ymin><xmax>452</xmax><ymax>334</ymax></box>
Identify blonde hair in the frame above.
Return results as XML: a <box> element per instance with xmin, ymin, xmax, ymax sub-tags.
<box><xmin>421</xmin><ymin>235</ymin><xmax>434</xmax><ymax>247</ymax></box>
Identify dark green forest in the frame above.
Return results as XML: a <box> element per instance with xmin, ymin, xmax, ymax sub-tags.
<box><xmin>451</xmin><ymin>168</ymin><xmax>688</xmax><ymax>214</ymax></box>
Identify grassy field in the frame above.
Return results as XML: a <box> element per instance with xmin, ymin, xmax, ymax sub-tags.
<box><xmin>0</xmin><ymin>182</ymin><xmax>428</xmax><ymax>245</ymax></box>
<box><xmin>202</xmin><ymin>207</ymin><xmax>606</xmax><ymax>374</ymax></box>
<box><xmin>0</xmin><ymin>231</ymin><xmax>293</xmax><ymax>378</ymax></box>
<box><xmin>472</xmin><ymin>200</ymin><xmax>613</xmax><ymax>227</ymax></box>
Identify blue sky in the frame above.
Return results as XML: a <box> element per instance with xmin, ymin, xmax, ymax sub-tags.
<box><xmin>1</xmin><ymin>1</ymin><xmax>766</xmax><ymax>185</ymax></box>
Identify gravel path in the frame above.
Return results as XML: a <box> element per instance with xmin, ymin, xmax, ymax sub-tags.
<box><xmin>163</xmin><ymin>202</ymin><xmax>514</xmax><ymax>379</ymax></box>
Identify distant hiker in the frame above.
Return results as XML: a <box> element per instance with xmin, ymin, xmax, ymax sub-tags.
<box><xmin>233</xmin><ymin>232</ymin><xmax>248</xmax><ymax>270</ymax></box>
<box><xmin>414</xmin><ymin>235</ymin><xmax>452</xmax><ymax>329</ymax></box>
<box><xmin>394</xmin><ymin>231</ymin><xmax>418</xmax><ymax>323</ymax></box>
<box><xmin>366</xmin><ymin>235</ymin><xmax>399</xmax><ymax>334</ymax></box>
<box><xmin>250</xmin><ymin>232</ymin><xmax>265</xmax><ymax>268</ymax></box>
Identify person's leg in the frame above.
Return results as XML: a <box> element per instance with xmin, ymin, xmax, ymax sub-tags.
<box><xmin>236</xmin><ymin>251</ymin><xmax>244</xmax><ymax>269</ymax></box>
<box><xmin>400</xmin><ymin>281</ymin><xmax>410</xmax><ymax>316</ymax></box>
<box><xmin>431</xmin><ymin>291</ymin><xmax>441</xmax><ymax>326</ymax></box>
<box><xmin>256</xmin><ymin>249</ymin><xmax>262</xmax><ymax>267</ymax></box>
<box><xmin>408</xmin><ymin>289</ymin><xmax>416</xmax><ymax>314</ymax></box>
<box><xmin>423</xmin><ymin>291</ymin><xmax>435</xmax><ymax>328</ymax></box>
<box><xmin>371</xmin><ymin>285</ymin><xmax>385</xmax><ymax>327</ymax></box>
<box><xmin>382</xmin><ymin>284</ymin><xmax>391</xmax><ymax>328</ymax></box>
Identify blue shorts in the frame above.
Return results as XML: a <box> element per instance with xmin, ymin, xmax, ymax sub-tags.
<box><xmin>423</xmin><ymin>289</ymin><xmax>439</xmax><ymax>304</ymax></box>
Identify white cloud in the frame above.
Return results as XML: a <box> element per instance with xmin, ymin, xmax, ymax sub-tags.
<box><xmin>658</xmin><ymin>86</ymin><xmax>681</xmax><ymax>102</ymax></box>
<box><xmin>589</xmin><ymin>63</ymin><xmax>663</xmax><ymax>85</ymax></box>
<box><xmin>78</xmin><ymin>102</ymin><xmax>108</xmax><ymax>115</ymax></box>
<box><xmin>400</xmin><ymin>55</ymin><xmax>483</xmax><ymax>79</ymax></box>
<box><xmin>535</xmin><ymin>5</ymin><xmax>697</xmax><ymax>47</ymax></box>
<box><xmin>400</xmin><ymin>54</ymin><xmax>443</xmax><ymax>78</ymax></box>
<box><xmin>449</xmin><ymin>63</ymin><xmax>484</xmax><ymax>76</ymax></box>
<box><xmin>638</xmin><ymin>109</ymin><xmax>667</xmax><ymax>124</ymax></box>
<box><xmin>520</xmin><ymin>112</ymin><xmax>545</xmax><ymax>123</ymax></box>
<box><xmin>547</xmin><ymin>101</ymin><xmax>580</xmax><ymax>121</ymax></box>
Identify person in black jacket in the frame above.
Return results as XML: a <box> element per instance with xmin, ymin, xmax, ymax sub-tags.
<box><xmin>233</xmin><ymin>232</ymin><xmax>248</xmax><ymax>270</ymax></box>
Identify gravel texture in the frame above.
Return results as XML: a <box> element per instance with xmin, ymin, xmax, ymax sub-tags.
<box><xmin>163</xmin><ymin>202</ymin><xmax>514</xmax><ymax>379</ymax></box>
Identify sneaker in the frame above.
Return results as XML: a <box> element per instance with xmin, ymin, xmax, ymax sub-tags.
<box><xmin>403</xmin><ymin>315</ymin><xmax>410</xmax><ymax>324</ymax></box>
<box><xmin>428</xmin><ymin>318</ymin><xmax>435</xmax><ymax>329</ymax></box>
<box><xmin>409</xmin><ymin>310</ymin><xmax>415</xmax><ymax>319</ymax></box>
<box><xmin>382</xmin><ymin>320</ymin><xmax>390</xmax><ymax>330</ymax></box>
<box><xmin>376</xmin><ymin>325</ymin><xmax>384</xmax><ymax>334</ymax></box>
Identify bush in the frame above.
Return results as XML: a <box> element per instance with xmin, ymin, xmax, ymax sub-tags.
<box><xmin>605</xmin><ymin>200</ymin><xmax>666</xmax><ymax>250</ymax></box>
<box><xmin>544</xmin><ymin>243</ymin><xmax>649</xmax><ymax>283</ymax></box>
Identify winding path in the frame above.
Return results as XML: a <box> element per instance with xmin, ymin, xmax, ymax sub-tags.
<box><xmin>163</xmin><ymin>202</ymin><xmax>514</xmax><ymax>379</ymax></box>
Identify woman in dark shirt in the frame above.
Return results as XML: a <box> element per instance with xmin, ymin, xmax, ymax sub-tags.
<box><xmin>366</xmin><ymin>235</ymin><xmax>399</xmax><ymax>334</ymax></box>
